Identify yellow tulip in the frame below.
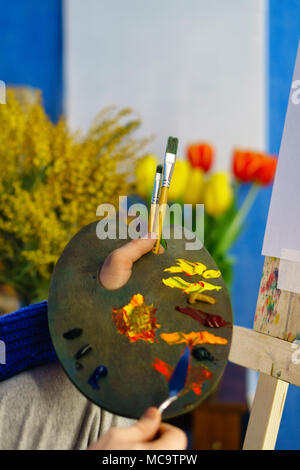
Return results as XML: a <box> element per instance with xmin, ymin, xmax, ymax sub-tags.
<box><xmin>168</xmin><ymin>160</ymin><xmax>190</xmax><ymax>201</ymax></box>
<box><xmin>204</xmin><ymin>172</ymin><xmax>233</xmax><ymax>217</ymax></box>
<box><xmin>183</xmin><ymin>167</ymin><xmax>205</xmax><ymax>204</ymax></box>
<box><xmin>135</xmin><ymin>154</ymin><xmax>158</xmax><ymax>198</ymax></box>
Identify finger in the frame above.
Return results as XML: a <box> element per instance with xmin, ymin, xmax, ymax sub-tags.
<box><xmin>116</xmin><ymin>236</ymin><xmax>157</xmax><ymax>264</ymax></box>
<box><xmin>117</xmin><ymin>233</ymin><xmax>164</xmax><ymax>259</ymax></box>
<box><xmin>99</xmin><ymin>236</ymin><xmax>155</xmax><ymax>289</ymax></box>
<box><xmin>143</xmin><ymin>423</ymin><xmax>188</xmax><ymax>450</ymax></box>
<box><xmin>125</xmin><ymin>407</ymin><xmax>162</xmax><ymax>442</ymax></box>
<box><xmin>104</xmin><ymin>407</ymin><xmax>161</xmax><ymax>444</ymax></box>
<box><xmin>99</xmin><ymin>235</ymin><xmax>164</xmax><ymax>290</ymax></box>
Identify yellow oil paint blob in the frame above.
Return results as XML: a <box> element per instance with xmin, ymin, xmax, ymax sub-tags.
<box><xmin>164</xmin><ymin>259</ymin><xmax>221</xmax><ymax>279</ymax></box>
<box><xmin>160</xmin><ymin>331</ymin><xmax>228</xmax><ymax>346</ymax></box>
<box><xmin>165</xmin><ymin>259</ymin><xmax>207</xmax><ymax>276</ymax></box>
<box><xmin>188</xmin><ymin>293</ymin><xmax>216</xmax><ymax>305</ymax></box>
<box><xmin>202</xmin><ymin>269</ymin><xmax>221</xmax><ymax>279</ymax></box>
<box><xmin>162</xmin><ymin>276</ymin><xmax>222</xmax><ymax>294</ymax></box>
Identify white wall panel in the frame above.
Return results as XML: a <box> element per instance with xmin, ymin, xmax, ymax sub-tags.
<box><xmin>65</xmin><ymin>0</ymin><xmax>266</xmax><ymax>169</ymax></box>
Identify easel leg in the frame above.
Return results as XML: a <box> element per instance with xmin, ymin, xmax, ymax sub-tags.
<box><xmin>243</xmin><ymin>373</ymin><xmax>288</xmax><ymax>450</ymax></box>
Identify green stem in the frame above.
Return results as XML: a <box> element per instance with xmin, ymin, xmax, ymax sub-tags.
<box><xmin>214</xmin><ymin>184</ymin><xmax>260</xmax><ymax>256</ymax></box>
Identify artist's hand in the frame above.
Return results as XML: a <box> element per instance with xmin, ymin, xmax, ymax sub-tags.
<box><xmin>88</xmin><ymin>407</ymin><xmax>187</xmax><ymax>450</ymax></box>
<box><xmin>99</xmin><ymin>233</ymin><xmax>164</xmax><ymax>290</ymax></box>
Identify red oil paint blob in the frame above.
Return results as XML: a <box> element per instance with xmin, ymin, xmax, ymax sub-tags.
<box><xmin>175</xmin><ymin>306</ymin><xmax>231</xmax><ymax>328</ymax></box>
<box><xmin>152</xmin><ymin>357</ymin><xmax>213</xmax><ymax>396</ymax></box>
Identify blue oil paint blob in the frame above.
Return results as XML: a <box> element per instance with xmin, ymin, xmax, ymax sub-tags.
<box><xmin>88</xmin><ymin>365</ymin><xmax>108</xmax><ymax>390</ymax></box>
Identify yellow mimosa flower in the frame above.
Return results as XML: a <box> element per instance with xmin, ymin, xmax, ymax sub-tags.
<box><xmin>0</xmin><ymin>90</ymin><xmax>146</xmax><ymax>304</ymax></box>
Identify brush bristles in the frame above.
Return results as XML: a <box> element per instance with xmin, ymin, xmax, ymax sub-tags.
<box><xmin>156</xmin><ymin>165</ymin><xmax>163</xmax><ymax>174</ymax></box>
<box><xmin>166</xmin><ymin>136</ymin><xmax>178</xmax><ymax>155</ymax></box>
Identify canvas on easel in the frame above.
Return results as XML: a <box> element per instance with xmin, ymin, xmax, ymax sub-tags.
<box><xmin>228</xmin><ymin>41</ymin><xmax>300</xmax><ymax>450</ymax></box>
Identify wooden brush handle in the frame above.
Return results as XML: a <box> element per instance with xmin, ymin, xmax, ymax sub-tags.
<box><xmin>148</xmin><ymin>203</ymin><xmax>157</xmax><ymax>233</ymax></box>
<box><xmin>152</xmin><ymin>186</ymin><xmax>168</xmax><ymax>254</ymax></box>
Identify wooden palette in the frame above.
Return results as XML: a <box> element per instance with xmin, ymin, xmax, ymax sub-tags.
<box><xmin>48</xmin><ymin>221</ymin><xmax>233</xmax><ymax>420</ymax></box>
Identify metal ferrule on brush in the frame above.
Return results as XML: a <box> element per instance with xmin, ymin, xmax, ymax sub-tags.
<box><xmin>151</xmin><ymin>172</ymin><xmax>162</xmax><ymax>204</ymax></box>
<box><xmin>162</xmin><ymin>153</ymin><xmax>176</xmax><ymax>187</ymax></box>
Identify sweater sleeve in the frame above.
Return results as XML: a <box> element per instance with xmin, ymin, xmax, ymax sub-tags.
<box><xmin>0</xmin><ymin>361</ymin><xmax>135</xmax><ymax>450</ymax></box>
<box><xmin>0</xmin><ymin>301</ymin><xmax>57</xmax><ymax>381</ymax></box>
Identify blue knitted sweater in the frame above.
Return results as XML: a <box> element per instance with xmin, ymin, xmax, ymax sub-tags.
<box><xmin>0</xmin><ymin>301</ymin><xmax>57</xmax><ymax>381</ymax></box>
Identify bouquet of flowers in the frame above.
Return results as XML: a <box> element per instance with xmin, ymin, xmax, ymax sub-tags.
<box><xmin>0</xmin><ymin>90</ymin><xmax>148</xmax><ymax>304</ymax></box>
<box><xmin>135</xmin><ymin>144</ymin><xmax>277</xmax><ymax>286</ymax></box>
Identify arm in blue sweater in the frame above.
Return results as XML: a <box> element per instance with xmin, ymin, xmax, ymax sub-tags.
<box><xmin>0</xmin><ymin>301</ymin><xmax>57</xmax><ymax>381</ymax></box>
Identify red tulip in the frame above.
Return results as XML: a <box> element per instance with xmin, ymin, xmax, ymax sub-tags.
<box><xmin>254</xmin><ymin>155</ymin><xmax>277</xmax><ymax>185</ymax></box>
<box><xmin>187</xmin><ymin>143</ymin><xmax>214</xmax><ymax>172</ymax></box>
<box><xmin>232</xmin><ymin>149</ymin><xmax>277</xmax><ymax>185</ymax></box>
<box><xmin>232</xmin><ymin>150</ymin><xmax>263</xmax><ymax>182</ymax></box>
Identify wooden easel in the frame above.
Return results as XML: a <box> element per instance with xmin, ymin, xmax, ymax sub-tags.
<box><xmin>228</xmin><ymin>255</ymin><xmax>299</xmax><ymax>449</ymax></box>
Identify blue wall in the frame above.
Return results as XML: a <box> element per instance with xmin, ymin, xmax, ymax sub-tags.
<box><xmin>232</xmin><ymin>0</ymin><xmax>300</xmax><ymax>450</ymax></box>
<box><xmin>0</xmin><ymin>0</ymin><xmax>63</xmax><ymax>121</ymax></box>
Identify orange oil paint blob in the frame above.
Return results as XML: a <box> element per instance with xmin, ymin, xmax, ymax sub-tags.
<box><xmin>160</xmin><ymin>331</ymin><xmax>228</xmax><ymax>346</ymax></box>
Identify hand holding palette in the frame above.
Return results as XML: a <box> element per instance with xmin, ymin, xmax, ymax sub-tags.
<box><xmin>48</xmin><ymin>222</ymin><xmax>233</xmax><ymax>420</ymax></box>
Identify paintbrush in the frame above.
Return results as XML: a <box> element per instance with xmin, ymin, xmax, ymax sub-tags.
<box><xmin>158</xmin><ymin>345</ymin><xmax>190</xmax><ymax>415</ymax></box>
<box><xmin>148</xmin><ymin>165</ymin><xmax>162</xmax><ymax>232</ymax></box>
<box><xmin>152</xmin><ymin>137</ymin><xmax>178</xmax><ymax>254</ymax></box>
